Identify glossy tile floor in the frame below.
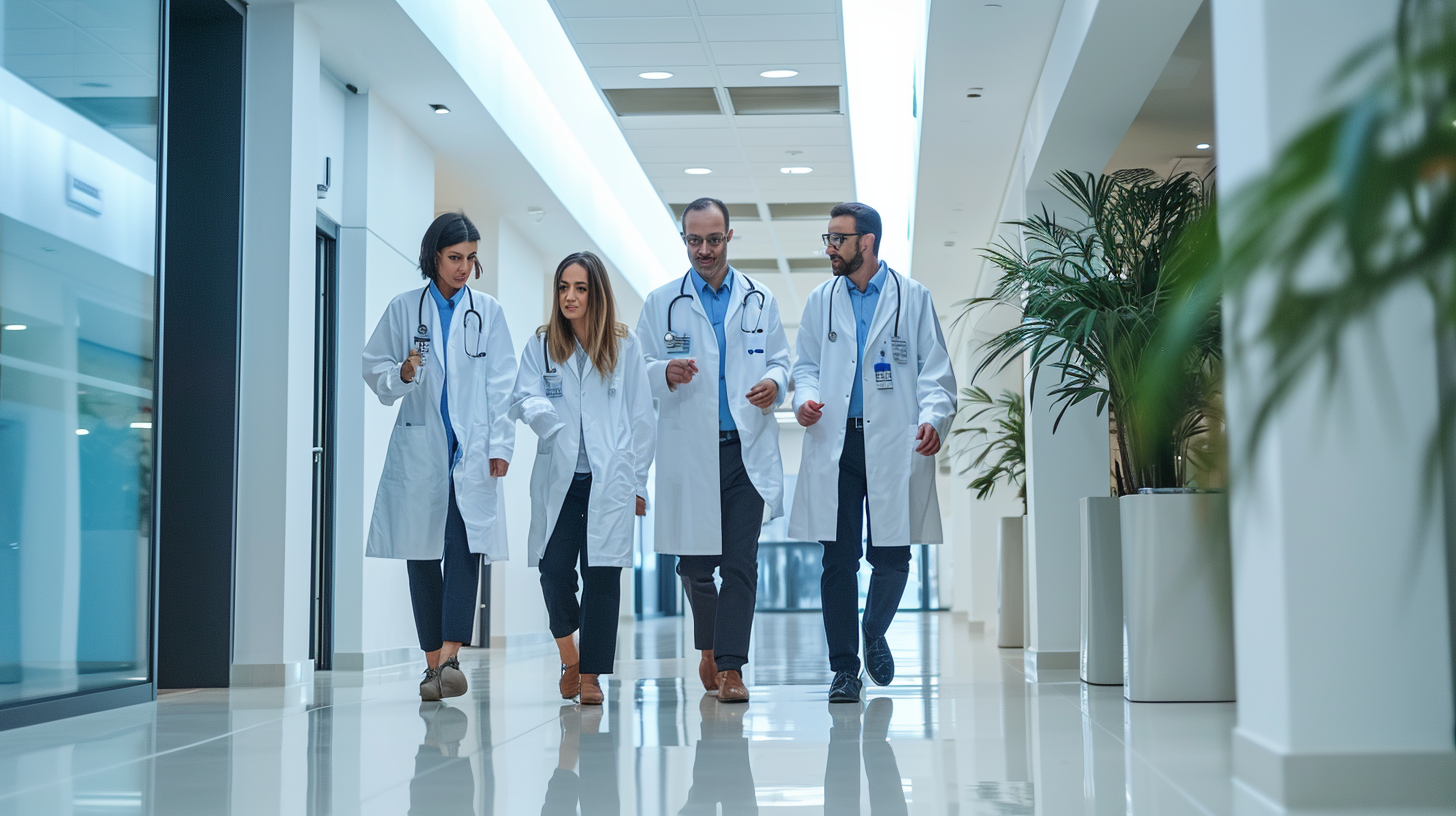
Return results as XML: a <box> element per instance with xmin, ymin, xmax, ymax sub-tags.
<box><xmin>0</xmin><ymin>612</ymin><xmax>1448</xmax><ymax>815</ymax></box>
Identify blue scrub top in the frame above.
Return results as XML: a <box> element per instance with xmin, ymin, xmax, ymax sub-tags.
<box><xmin>428</xmin><ymin>281</ymin><xmax>465</xmax><ymax>467</ymax></box>
<box><xmin>689</xmin><ymin>266</ymin><xmax>737</xmax><ymax>432</ymax></box>
<box><xmin>847</xmin><ymin>261</ymin><xmax>889</xmax><ymax>419</ymax></box>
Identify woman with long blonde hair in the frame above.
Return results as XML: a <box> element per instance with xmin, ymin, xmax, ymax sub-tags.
<box><xmin>510</xmin><ymin>251</ymin><xmax>655</xmax><ymax>705</ymax></box>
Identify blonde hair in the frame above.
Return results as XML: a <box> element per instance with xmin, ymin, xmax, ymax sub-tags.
<box><xmin>541</xmin><ymin>251</ymin><xmax>626</xmax><ymax>376</ymax></box>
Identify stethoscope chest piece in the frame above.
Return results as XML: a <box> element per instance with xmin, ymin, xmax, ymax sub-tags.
<box><xmin>828</xmin><ymin>330</ymin><xmax>838</xmax><ymax>342</ymax></box>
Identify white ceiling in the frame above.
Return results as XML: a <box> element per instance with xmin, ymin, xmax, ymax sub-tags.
<box><xmin>547</xmin><ymin>0</ymin><xmax>856</xmax><ymax>327</ymax></box>
<box><xmin>1105</xmin><ymin>1</ymin><xmax>1215</xmax><ymax>178</ymax></box>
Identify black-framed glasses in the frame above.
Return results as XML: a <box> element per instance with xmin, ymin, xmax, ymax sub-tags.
<box><xmin>683</xmin><ymin>234</ymin><xmax>727</xmax><ymax>248</ymax></box>
<box><xmin>822</xmin><ymin>232</ymin><xmax>861</xmax><ymax>248</ymax></box>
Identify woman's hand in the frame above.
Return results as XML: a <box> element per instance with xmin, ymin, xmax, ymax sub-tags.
<box><xmin>635</xmin><ymin>496</ymin><xmax>647</xmax><ymax>516</ymax></box>
<box><xmin>489</xmin><ymin>458</ymin><xmax>509</xmax><ymax>478</ymax></box>
<box><xmin>400</xmin><ymin>351</ymin><xmax>422</xmax><ymax>383</ymax></box>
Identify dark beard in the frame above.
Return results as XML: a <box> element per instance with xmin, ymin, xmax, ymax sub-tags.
<box><xmin>831</xmin><ymin>252</ymin><xmax>863</xmax><ymax>277</ymax></box>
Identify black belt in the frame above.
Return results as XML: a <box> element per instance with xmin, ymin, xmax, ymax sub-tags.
<box><xmin>719</xmin><ymin>429</ymin><xmax>740</xmax><ymax>444</ymax></box>
<box><xmin>847</xmin><ymin>417</ymin><xmax>864</xmax><ymax>430</ymax></box>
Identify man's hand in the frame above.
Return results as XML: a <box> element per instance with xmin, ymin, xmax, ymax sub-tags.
<box><xmin>796</xmin><ymin>400</ymin><xmax>825</xmax><ymax>427</ymax></box>
<box><xmin>636</xmin><ymin>495</ymin><xmax>647</xmax><ymax>516</ymax></box>
<box><xmin>665</xmin><ymin>358</ymin><xmax>699</xmax><ymax>386</ymax></box>
<box><xmin>915</xmin><ymin>423</ymin><xmax>941</xmax><ymax>456</ymax></box>
<box><xmin>400</xmin><ymin>351</ymin><xmax>422</xmax><ymax>383</ymax></box>
<box><xmin>489</xmin><ymin>458</ymin><xmax>509</xmax><ymax>478</ymax></box>
<box><xmin>746</xmin><ymin>379</ymin><xmax>778</xmax><ymax>410</ymax></box>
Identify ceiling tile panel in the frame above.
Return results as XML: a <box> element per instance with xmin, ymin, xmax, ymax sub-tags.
<box><xmin>575</xmin><ymin>42</ymin><xmax>708</xmax><ymax>67</ymax></box>
<box><xmin>591</xmin><ymin>66</ymin><xmax>720</xmax><ymax>88</ymax></box>
<box><xmin>694</xmin><ymin>0</ymin><xmax>837</xmax><ymax>15</ymax></box>
<box><xmin>554</xmin><ymin>0</ymin><xmax>692</xmax><ymax>17</ymax></box>
<box><xmin>714</xmin><ymin>64</ymin><xmax>844</xmax><ymax>86</ymax></box>
<box><xmin>731</xmin><ymin>113</ymin><xmax>847</xmax><ymax>130</ymax></box>
<box><xmin>632</xmin><ymin>146</ymin><xmax>746</xmax><ymax>164</ymax></box>
<box><xmin>616</xmin><ymin>113</ymin><xmax>731</xmax><ymax>129</ymax></box>
<box><xmin>709</xmin><ymin>40</ymin><xmax>844</xmax><ymax>65</ymax></box>
<box><xmin>624</xmin><ymin>128</ymin><xmax>741</xmax><ymax>147</ymax></box>
<box><xmin>567</xmin><ymin>17</ymin><xmax>701</xmax><ymax>44</ymax></box>
<box><xmin>701</xmin><ymin>14</ymin><xmax>839</xmax><ymax>42</ymax></box>
<box><xmin>641</xmin><ymin>162</ymin><xmax>751</xmax><ymax>178</ymax></box>
<box><xmin>741</xmin><ymin>145</ymin><xmax>849</xmax><ymax>163</ymax></box>
<box><xmin>735</xmin><ymin>126</ymin><xmax>850</xmax><ymax>145</ymax></box>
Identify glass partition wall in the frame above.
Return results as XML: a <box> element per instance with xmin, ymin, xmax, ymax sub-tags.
<box><xmin>0</xmin><ymin>0</ymin><xmax>160</xmax><ymax>710</ymax></box>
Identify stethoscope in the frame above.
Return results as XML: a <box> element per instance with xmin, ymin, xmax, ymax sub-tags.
<box><xmin>827</xmin><ymin>268</ymin><xmax>901</xmax><ymax>343</ymax></box>
<box><xmin>664</xmin><ymin>271</ymin><xmax>767</xmax><ymax>345</ymax></box>
<box><xmin>417</xmin><ymin>284</ymin><xmax>487</xmax><ymax>358</ymax></box>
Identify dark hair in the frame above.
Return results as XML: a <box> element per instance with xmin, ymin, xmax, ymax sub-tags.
<box><xmin>830</xmin><ymin>201</ymin><xmax>882</xmax><ymax>255</ymax></box>
<box><xmin>419</xmin><ymin>212</ymin><xmax>483</xmax><ymax>282</ymax></box>
<box><xmin>681</xmin><ymin>197</ymin><xmax>731</xmax><ymax>233</ymax></box>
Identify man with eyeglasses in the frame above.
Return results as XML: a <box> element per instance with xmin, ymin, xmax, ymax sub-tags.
<box><xmin>636</xmin><ymin>197</ymin><xmax>792</xmax><ymax>703</ymax></box>
<box><xmin>790</xmin><ymin>202</ymin><xmax>956</xmax><ymax>703</ymax></box>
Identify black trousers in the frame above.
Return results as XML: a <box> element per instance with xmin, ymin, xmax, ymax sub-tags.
<box><xmin>677</xmin><ymin>439</ymin><xmax>765</xmax><ymax>673</ymax></box>
<box><xmin>820</xmin><ymin>424</ymin><xmax>912</xmax><ymax>674</ymax></box>
<box><xmin>406</xmin><ymin>484</ymin><xmax>480</xmax><ymax>652</ymax></box>
<box><xmin>540</xmin><ymin>474</ymin><xmax>622</xmax><ymax>675</ymax></box>
<box><xmin>678</xmin><ymin>702</ymin><xmax>759</xmax><ymax>814</ymax></box>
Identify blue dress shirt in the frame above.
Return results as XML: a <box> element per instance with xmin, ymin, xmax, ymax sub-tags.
<box><xmin>689</xmin><ymin>266</ymin><xmax>737</xmax><ymax>432</ymax></box>
<box><xmin>847</xmin><ymin>262</ymin><xmax>889</xmax><ymax>419</ymax></box>
<box><xmin>428</xmin><ymin>281</ymin><xmax>465</xmax><ymax>467</ymax></box>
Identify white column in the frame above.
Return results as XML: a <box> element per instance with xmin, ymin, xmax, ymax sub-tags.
<box><xmin>1213</xmin><ymin>0</ymin><xmax>1456</xmax><ymax>809</ymax></box>
<box><xmin>231</xmin><ymin>3</ymin><xmax>320</xmax><ymax>686</ymax></box>
<box><xmin>1021</xmin><ymin>315</ymin><xmax>1109</xmax><ymax>675</ymax></box>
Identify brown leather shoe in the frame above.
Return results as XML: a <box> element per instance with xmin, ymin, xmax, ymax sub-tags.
<box><xmin>580</xmin><ymin>674</ymin><xmax>604</xmax><ymax>706</ymax></box>
<box><xmin>559</xmin><ymin>662</ymin><xmax>580</xmax><ymax>700</ymax></box>
<box><xmin>715</xmin><ymin>670</ymin><xmax>749</xmax><ymax>703</ymax></box>
<box><xmin>699</xmin><ymin>651</ymin><xmax>718</xmax><ymax>691</ymax></box>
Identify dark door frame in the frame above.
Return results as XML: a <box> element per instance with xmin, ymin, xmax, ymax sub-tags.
<box><xmin>311</xmin><ymin>212</ymin><xmax>339</xmax><ymax>670</ymax></box>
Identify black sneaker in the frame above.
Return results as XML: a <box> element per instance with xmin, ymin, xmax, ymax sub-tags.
<box><xmin>863</xmin><ymin>631</ymin><xmax>894</xmax><ymax>686</ymax></box>
<box><xmin>828</xmin><ymin>670</ymin><xmax>863</xmax><ymax>703</ymax></box>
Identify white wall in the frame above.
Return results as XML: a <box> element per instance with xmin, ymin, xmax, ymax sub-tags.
<box><xmin>1213</xmin><ymin>0</ymin><xmax>1456</xmax><ymax>807</ymax></box>
<box><xmin>332</xmin><ymin>88</ymin><xmax>438</xmax><ymax>670</ymax></box>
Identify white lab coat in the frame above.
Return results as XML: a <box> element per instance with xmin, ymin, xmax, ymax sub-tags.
<box><xmin>362</xmin><ymin>285</ymin><xmax>517</xmax><ymax>561</ymax></box>
<box><xmin>510</xmin><ymin>328</ymin><xmax>656</xmax><ymax>569</ymax></box>
<box><xmin>636</xmin><ymin>269</ymin><xmax>792</xmax><ymax>556</ymax></box>
<box><xmin>789</xmin><ymin>266</ymin><xmax>957</xmax><ymax>546</ymax></box>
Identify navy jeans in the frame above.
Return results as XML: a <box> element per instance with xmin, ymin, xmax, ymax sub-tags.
<box><xmin>677</xmin><ymin>439</ymin><xmax>764</xmax><ymax>673</ymax></box>
<box><xmin>539</xmin><ymin>474</ymin><xmax>622</xmax><ymax>675</ymax></box>
<box><xmin>406</xmin><ymin>484</ymin><xmax>480</xmax><ymax>653</ymax></box>
<box><xmin>820</xmin><ymin>424</ymin><xmax>911</xmax><ymax>674</ymax></box>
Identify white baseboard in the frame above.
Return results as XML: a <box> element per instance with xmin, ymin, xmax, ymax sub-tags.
<box><xmin>230</xmin><ymin>661</ymin><xmax>313</xmax><ymax>688</ymax></box>
<box><xmin>1022</xmin><ymin>649</ymin><xmax>1078</xmax><ymax>680</ymax></box>
<box><xmin>1234</xmin><ymin>730</ymin><xmax>1456</xmax><ymax>808</ymax></box>
<box><xmin>331</xmin><ymin>647</ymin><xmax>420</xmax><ymax>672</ymax></box>
<box><xmin>489</xmin><ymin>632</ymin><xmax>555</xmax><ymax>649</ymax></box>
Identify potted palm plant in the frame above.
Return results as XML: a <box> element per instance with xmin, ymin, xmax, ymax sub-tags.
<box><xmin>965</xmin><ymin>168</ymin><xmax>1232</xmax><ymax>700</ymax></box>
<box><xmin>955</xmin><ymin>386</ymin><xmax>1027</xmax><ymax>647</ymax></box>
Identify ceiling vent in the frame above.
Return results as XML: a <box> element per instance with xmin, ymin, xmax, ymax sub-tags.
<box><xmin>790</xmin><ymin>259</ymin><xmax>830</xmax><ymax>274</ymax></box>
<box><xmin>670</xmin><ymin>203</ymin><xmax>762</xmax><ymax>222</ymax></box>
<box><xmin>768</xmin><ymin>202</ymin><xmax>841</xmax><ymax>220</ymax></box>
<box><xmin>727</xmin><ymin>86</ymin><xmax>840</xmax><ymax>115</ymax></box>
<box><xmin>603</xmin><ymin>88</ymin><xmax>722</xmax><ymax>116</ymax></box>
<box><xmin>729</xmin><ymin>259</ymin><xmax>780</xmax><ymax>272</ymax></box>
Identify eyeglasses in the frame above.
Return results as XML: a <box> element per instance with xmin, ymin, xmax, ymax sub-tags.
<box><xmin>822</xmin><ymin>232</ymin><xmax>862</xmax><ymax>248</ymax></box>
<box><xmin>683</xmin><ymin>234</ymin><xmax>727</xmax><ymax>248</ymax></box>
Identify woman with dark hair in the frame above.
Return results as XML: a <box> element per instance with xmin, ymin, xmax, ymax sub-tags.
<box><xmin>511</xmin><ymin>251</ymin><xmax>655</xmax><ymax>705</ymax></box>
<box><xmin>362</xmin><ymin>212</ymin><xmax>518</xmax><ymax>701</ymax></box>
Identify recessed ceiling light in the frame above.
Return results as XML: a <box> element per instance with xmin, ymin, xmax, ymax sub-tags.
<box><xmin>684</xmin><ymin>167</ymin><xmax>713</xmax><ymax>175</ymax></box>
<box><xmin>430</xmin><ymin>104</ymin><xmax>450</xmax><ymax>114</ymax></box>
<box><xmin>1196</xmin><ymin>143</ymin><xmax>1211</xmax><ymax>150</ymax></box>
<box><xmin>966</xmin><ymin>87</ymin><xmax>984</xmax><ymax>98</ymax></box>
<box><xmin>130</xmin><ymin>422</ymin><xmax>152</xmax><ymax>430</ymax></box>
<box><xmin>75</xmin><ymin>429</ymin><xmax>89</xmax><ymax>436</ymax></box>
<box><xmin>639</xmin><ymin>71</ymin><xmax>674</xmax><ymax>80</ymax></box>
<box><xmin>2</xmin><ymin>324</ymin><xmax>25</xmax><ymax>331</ymax></box>
<box><xmin>80</xmin><ymin>81</ymin><xmax>110</xmax><ymax>88</ymax></box>
<box><xmin>760</xmin><ymin>69</ymin><xmax>799</xmax><ymax>79</ymax></box>
<box><xmin>780</xmin><ymin>166</ymin><xmax>813</xmax><ymax>174</ymax></box>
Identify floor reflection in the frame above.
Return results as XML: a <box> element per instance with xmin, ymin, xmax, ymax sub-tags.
<box><xmin>411</xmin><ymin>704</ymin><xmax>475</xmax><ymax>815</ymax></box>
<box><xmin>678</xmin><ymin>696</ymin><xmax>757</xmax><ymax>814</ymax></box>
<box><xmin>541</xmin><ymin>705</ymin><xmax>621</xmax><ymax>816</ymax></box>
<box><xmin>825</xmin><ymin>698</ymin><xmax>909</xmax><ymax>816</ymax></box>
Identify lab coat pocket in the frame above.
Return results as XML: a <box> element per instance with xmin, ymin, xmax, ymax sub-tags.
<box><xmin>387</xmin><ymin>425</ymin><xmax>434</xmax><ymax>482</ymax></box>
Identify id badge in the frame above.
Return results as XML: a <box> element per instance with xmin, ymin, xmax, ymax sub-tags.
<box><xmin>665</xmin><ymin>334</ymin><xmax>692</xmax><ymax>357</ymax></box>
<box><xmin>890</xmin><ymin>336</ymin><xmax>909</xmax><ymax>365</ymax></box>
<box><xmin>543</xmin><ymin>371</ymin><xmax>563</xmax><ymax>398</ymax></box>
<box><xmin>874</xmin><ymin>353</ymin><xmax>894</xmax><ymax>391</ymax></box>
<box><xmin>412</xmin><ymin>333</ymin><xmax>431</xmax><ymax>366</ymax></box>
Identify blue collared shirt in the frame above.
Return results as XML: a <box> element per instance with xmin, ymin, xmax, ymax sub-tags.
<box><xmin>847</xmin><ymin>262</ymin><xmax>889</xmax><ymax>418</ymax></box>
<box><xmin>428</xmin><ymin>281</ymin><xmax>465</xmax><ymax>467</ymax></box>
<box><xmin>689</xmin><ymin>266</ymin><xmax>737</xmax><ymax>431</ymax></box>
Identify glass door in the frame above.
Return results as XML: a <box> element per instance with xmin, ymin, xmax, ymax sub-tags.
<box><xmin>310</xmin><ymin>217</ymin><xmax>339</xmax><ymax>670</ymax></box>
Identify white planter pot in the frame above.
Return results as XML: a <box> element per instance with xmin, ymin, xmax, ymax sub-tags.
<box><xmin>996</xmin><ymin>515</ymin><xmax>1026</xmax><ymax>648</ymax></box>
<box><xmin>1079</xmin><ymin>497</ymin><xmax>1123</xmax><ymax>685</ymax></box>
<box><xmin>1120</xmin><ymin>492</ymin><xmax>1236</xmax><ymax>702</ymax></box>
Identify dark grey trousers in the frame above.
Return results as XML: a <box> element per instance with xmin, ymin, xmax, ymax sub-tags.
<box><xmin>676</xmin><ymin>439</ymin><xmax>765</xmax><ymax>673</ymax></box>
